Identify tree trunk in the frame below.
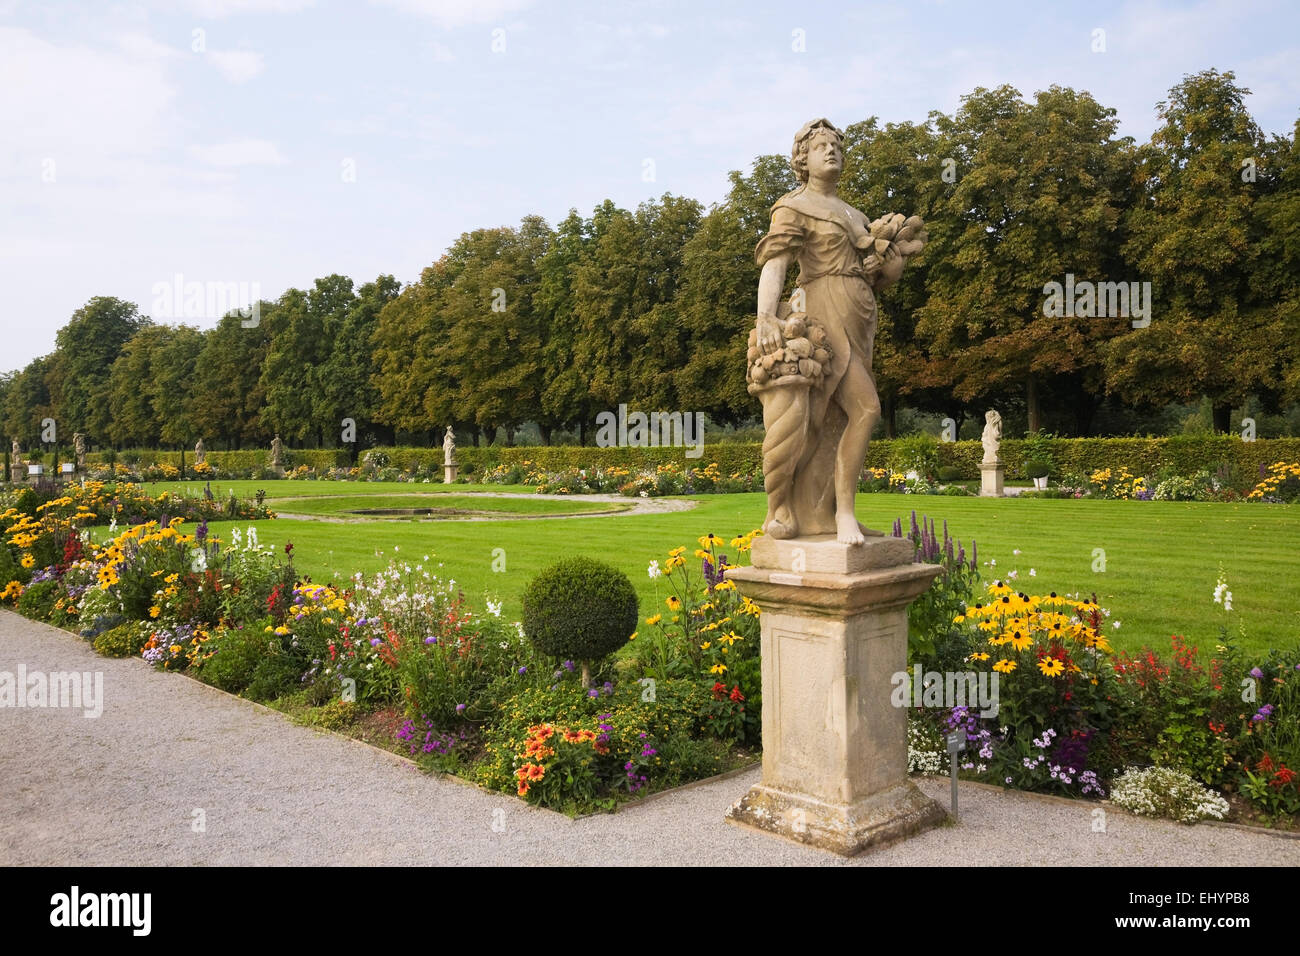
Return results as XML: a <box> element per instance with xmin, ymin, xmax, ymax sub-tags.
<box><xmin>1073</xmin><ymin>393</ymin><xmax>1098</xmax><ymax>437</ymax></box>
<box><xmin>539</xmin><ymin>423</ymin><xmax>552</xmax><ymax>446</ymax></box>
<box><xmin>1212</xmin><ymin>402</ymin><xmax>1232</xmax><ymax>434</ymax></box>
<box><xmin>1026</xmin><ymin>377</ymin><xmax>1041</xmax><ymax>434</ymax></box>
<box><xmin>581</xmin><ymin>661</ymin><xmax>591</xmax><ymax>687</ymax></box>
<box><xmin>881</xmin><ymin>393</ymin><xmax>896</xmax><ymax>438</ymax></box>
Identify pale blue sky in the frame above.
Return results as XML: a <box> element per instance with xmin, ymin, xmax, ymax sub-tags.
<box><xmin>2</xmin><ymin>0</ymin><xmax>1297</xmax><ymax>369</ymax></box>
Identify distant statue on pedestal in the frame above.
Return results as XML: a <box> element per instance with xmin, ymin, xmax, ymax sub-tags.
<box><xmin>443</xmin><ymin>426</ymin><xmax>458</xmax><ymax>484</ymax></box>
<box><xmin>195</xmin><ymin>438</ymin><xmax>206</xmax><ymax>466</ymax></box>
<box><xmin>270</xmin><ymin>435</ymin><xmax>284</xmax><ymax>468</ymax></box>
<box><xmin>979</xmin><ymin>410</ymin><xmax>1004</xmax><ymax>497</ymax></box>
<box><xmin>981</xmin><ymin>410</ymin><xmax>1002</xmax><ymax>464</ymax></box>
<box><xmin>74</xmin><ymin>433</ymin><xmax>87</xmax><ymax>471</ymax></box>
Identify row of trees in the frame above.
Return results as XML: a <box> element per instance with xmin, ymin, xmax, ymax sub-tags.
<box><xmin>3</xmin><ymin>69</ymin><xmax>1298</xmax><ymax>449</ymax></box>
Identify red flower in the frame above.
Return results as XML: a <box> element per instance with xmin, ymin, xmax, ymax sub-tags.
<box><xmin>729</xmin><ymin>686</ymin><xmax>745</xmax><ymax>703</ymax></box>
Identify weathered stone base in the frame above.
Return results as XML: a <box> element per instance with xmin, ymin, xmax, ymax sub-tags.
<box><xmin>444</xmin><ymin>463</ymin><xmax>458</xmax><ymax>483</ymax></box>
<box><xmin>979</xmin><ymin>462</ymin><xmax>1004</xmax><ymax>497</ymax></box>
<box><xmin>727</xmin><ymin>780</ymin><xmax>948</xmax><ymax>856</ymax></box>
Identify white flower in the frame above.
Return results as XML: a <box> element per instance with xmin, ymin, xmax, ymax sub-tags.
<box><xmin>1007</xmin><ymin>569</ymin><xmax>1018</xmax><ymax>580</ymax></box>
<box><xmin>988</xmin><ymin>558</ymin><xmax>997</xmax><ymax>567</ymax></box>
<box><xmin>1012</xmin><ymin>549</ymin><xmax>1021</xmax><ymax>556</ymax></box>
<box><xmin>1112</xmin><ymin>621</ymin><xmax>1121</xmax><ymax>629</ymax></box>
<box><xmin>486</xmin><ymin>599</ymin><xmax>502</xmax><ymax>617</ymax></box>
<box><xmin>1028</xmin><ymin>568</ymin><xmax>1036</xmax><ymax>577</ymax></box>
<box><xmin>647</xmin><ymin>560</ymin><xmax>661</xmax><ymax>579</ymax></box>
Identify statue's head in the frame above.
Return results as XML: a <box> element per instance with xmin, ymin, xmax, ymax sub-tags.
<box><xmin>791</xmin><ymin>118</ymin><xmax>845</xmax><ymax>184</ymax></box>
<box><xmin>986</xmin><ymin>410</ymin><xmax>1001</xmax><ymax>425</ymax></box>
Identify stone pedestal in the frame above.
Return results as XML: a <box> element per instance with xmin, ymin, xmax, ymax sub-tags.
<box><xmin>444</xmin><ymin>462</ymin><xmax>458</xmax><ymax>484</ymax></box>
<box><xmin>723</xmin><ymin>534</ymin><xmax>946</xmax><ymax>856</ymax></box>
<box><xmin>270</xmin><ymin>465</ymin><xmax>286</xmax><ymax>478</ymax></box>
<box><xmin>9</xmin><ymin>463</ymin><xmax>24</xmax><ymax>484</ymax></box>
<box><xmin>979</xmin><ymin>462</ymin><xmax>1004</xmax><ymax>497</ymax></box>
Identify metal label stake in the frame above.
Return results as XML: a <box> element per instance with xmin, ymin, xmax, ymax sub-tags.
<box><xmin>946</xmin><ymin>729</ymin><xmax>965</xmax><ymax>822</ymax></box>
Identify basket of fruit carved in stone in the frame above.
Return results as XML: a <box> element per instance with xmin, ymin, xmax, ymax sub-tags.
<box><xmin>745</xmin><ymin>309</ymin><xmax>833</xmax><ymax>395</ymax></box>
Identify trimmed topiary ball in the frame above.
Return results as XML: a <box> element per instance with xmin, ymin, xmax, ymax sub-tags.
<box><xmin>522</xmin><ymin>557</ymin><xmax>638</xmax><ymax>674</ymax></box>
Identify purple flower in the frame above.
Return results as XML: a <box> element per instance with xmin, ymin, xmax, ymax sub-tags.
<box><xmin>1250</xmin><ymin>667</ymin><xmax>1264</xmax><ymax>679</ymax></box>
<box><xmin>517</xmin><ymin>666</ymin><xmax>527</xmax><ymax>675</ymax></box>
<box><xmin>369</xmin><ymin>638</ymin><xmax>381</xmax><ymax>647</ymax></box>
<box><xmin>562</xmin><ymin>660</ymin><xmax>575</xmax><ymax>672</ymax></box>
<box><xmin>425</xmin><ymin>636</ymin><xmax>437</xmax><ymax>645</ymax></box>
<box><xmin>588</xmin><ymin>689</ymin><xmax>599</xmax><ymax>698</ymax></box>
<box><xmin>455</xmin><ymin>703</ymin><xmax>466</xmax><ymax>714</ymax></box>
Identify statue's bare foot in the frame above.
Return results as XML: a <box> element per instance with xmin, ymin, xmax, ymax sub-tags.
<box><xmin>766</xmin><ymin>516</ymin><xmax>797</xmax><ymax>539</ymax></box>
<box><xmin>837</xmin><ymin>513</ymin><xmax>865</xmax><ymax>546</ymax></box>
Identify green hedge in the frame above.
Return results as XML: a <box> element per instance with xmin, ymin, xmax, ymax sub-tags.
<box><xmin>85</xmin><ymin>437</ymin><xmax>1300</xmax><ymax>482</ymax></box>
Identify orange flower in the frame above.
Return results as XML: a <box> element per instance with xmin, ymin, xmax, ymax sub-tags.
<box><xmin>526</xmin><ymin>764</ymin><xmax>545</xmax><ymax>781</ymax></box>
<box><xmin>517</xmin><ymin>782</ymin><xmax>530</xmax><ymax>796</ymax></box>
<box><xmin>563</xmin><ymin>729</ymin><xmax>583</xmax><ymax>743</ymax></box>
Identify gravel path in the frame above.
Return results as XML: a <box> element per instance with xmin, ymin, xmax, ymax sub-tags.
<box><xmin>2</xmin><ymin>608</ymin><xmax>1296</xmax><ymax>866</ymax></box>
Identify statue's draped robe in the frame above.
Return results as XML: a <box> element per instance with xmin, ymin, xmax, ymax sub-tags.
<box><xmin>755</xmin><ymin>187</ymin><xmax>880</xmax><ymax>535</ymax></box>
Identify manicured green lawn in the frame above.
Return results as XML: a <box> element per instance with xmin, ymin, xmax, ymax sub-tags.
<box><xmin>166</xmin><ymin>481</ymin><xmax>1300</xmax><ymax>657</ymax></box>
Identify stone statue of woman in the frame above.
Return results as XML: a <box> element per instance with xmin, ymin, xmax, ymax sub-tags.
<box><xmin>443</xmin><ymin>426</ymin><xmax>456</xmax><ymax>464</ymax></box>
<box><xmin>981</xmin><ymin>410</ymin><xmax>1002</xmax><ymax>464</ymax></box>
<box><xmin>194</xmin><ymin>438</ymin><xmax>206</xmax><ymax>465</ymax></box>
<box><xmin>751</xmin><ymin>118</ymin><xmax>928</xmax><ymax>544</ymax></box>
<box><xmin>270</xmin><ymin>434</ymin><xmax>284</xmax><ymax>467</ymax></box>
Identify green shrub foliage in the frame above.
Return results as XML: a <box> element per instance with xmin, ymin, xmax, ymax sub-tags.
<box><xmin>522</xmin><ymin>557</ymin><xmax>638</xmax><ymax>665</ymax></box>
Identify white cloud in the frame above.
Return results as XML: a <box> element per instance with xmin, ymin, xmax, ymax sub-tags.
<box><xmin>0</xmin><ymin>27</ymin><xmax>178</xmax><ymax>157</ymax></box>
<box><xmin>369</xmin><ymin>0</ymin><xmax>534</xmax><ymax>29</ymax></box>
<box><xmin>114</xmin><ymin>33</ymin><xmax>182</xmax><ymax>61</ymax></box>
<box><xmin>207</xmin><ymin>48</ymin><xmax>266</xmax><ymax>83</ymax></box>
<box><xmin>180</xmin><ymin>0</ymin><xmax>316</xmax><ymax>17</ymax></box>
<box><xmin>427</xmin><ymin>40</ymin><xmax>456</xmax><ymax>62</ymax></box>
<box><xmin>188</xmin><ymin>139</ymin><xmax>289</xmax><ymax>166</ymax></box>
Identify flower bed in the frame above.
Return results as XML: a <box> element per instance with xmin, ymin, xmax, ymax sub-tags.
<box><xmin>2</xmin><ymin>505</ymin><xmax>1294</xmax><ymax>826</ymax></box>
